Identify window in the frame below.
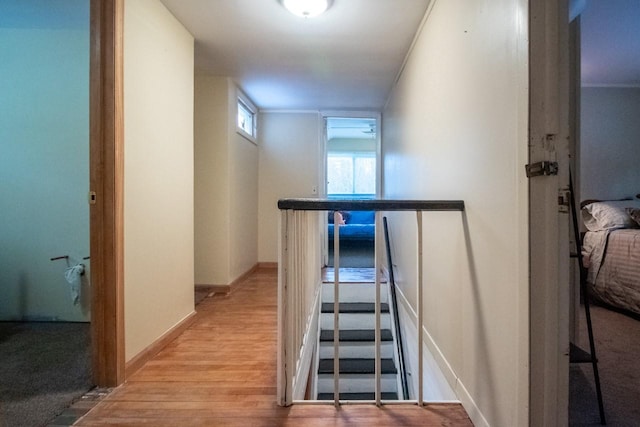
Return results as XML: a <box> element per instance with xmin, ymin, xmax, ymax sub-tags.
<box><xmin>236</xmin><ymin>92</ymin><xmax>257</xmax><ymax>142</ymax></box>
<box><xmin>327</xmin><ymin>152</ymin><xmax>376</xmax><ymax>195</ymax></box>
<box><xmin>237</xmin><ymin>101</ymin><xmax>254</xmax><ymax>135</ymax></box>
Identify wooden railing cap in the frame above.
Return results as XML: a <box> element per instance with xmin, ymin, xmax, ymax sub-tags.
<box><xmin>277</xmin><ymin>198</ymin><xmax>465</xmax><ymax>211</ymax></box>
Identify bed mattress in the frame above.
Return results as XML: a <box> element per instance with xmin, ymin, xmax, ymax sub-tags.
<box><xmin>583</xmin><ymin>229</ymin><xmax>640</xmax><ymax>315</ymax></box>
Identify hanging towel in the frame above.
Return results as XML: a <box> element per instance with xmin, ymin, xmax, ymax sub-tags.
<box><xmin>64</xmin><ymin>264</ymin><xmax>85</xmax><ymax>305</ymax></box>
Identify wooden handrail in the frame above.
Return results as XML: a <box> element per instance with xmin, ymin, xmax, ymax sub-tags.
<box><xmin>278</xmin><ymin>198</ymin><xmax>464</xmax><ymax>212</ymax></box>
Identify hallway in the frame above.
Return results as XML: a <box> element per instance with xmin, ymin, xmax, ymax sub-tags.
<box><xmin>75</xmin><ymin>267</ymin><xmax>471</xmax><ymax>426</ymax></box>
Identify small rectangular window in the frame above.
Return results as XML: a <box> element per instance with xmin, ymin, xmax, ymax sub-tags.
<box><xmin>237</xmin><ymin>101</ymin><xmax>254</xmax><ymax>135</ymax></box>
<box><xmin>236</xmin><ymin>92</ymin><xmax>257</xmax><ymax>143</ymax></box>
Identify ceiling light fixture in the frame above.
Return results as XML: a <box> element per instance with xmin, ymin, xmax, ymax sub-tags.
<box><xmin>282</xmin><ymin>0</ymin><xmax>332</xmax><ymax>18</ymax></box>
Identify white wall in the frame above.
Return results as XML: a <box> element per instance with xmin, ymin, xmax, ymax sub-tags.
<box><xmin>194</xmin><ymin>76</ymin><xmax>230</xmax><ymax>285</ymax></box>
<box><xmin>228</xmin><ymin>132</ymin><xmax>259</xmax><ymax>279</ymax></box>
<box><xmin>257</xmin><ymin>112</ymin><xmax>322</xmax><ymax>263</ymax></box>
<box><xmin>382</xmin><ymin>1</ymin><xmax>528</xmax><ymax>426</ymax></box>
<box><xmin>194</xmin><ymin>77</ymin><xmax>259</xmax><ymax>284</ymax></box>
<box><xmin>123</xmin><ymin>0</ymin><xmax>194</xmax><ymax>361</ymax></box>
<box><xmin>228</xmin><ymin>85</ymin><xmax>259</xmax><ymax>280</ymax></box>
<box><xmin>581</xmin><ymin>87</ymin><xmax>640</xmax><ymax>200</ymax></box>
<box><xmin>0</xmin><ymin>0</ymin><xmax>90</xmax><ymax>321</ymax></box>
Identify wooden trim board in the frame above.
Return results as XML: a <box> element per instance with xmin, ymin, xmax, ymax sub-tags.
<box><xmin>258</xmin><ymin>262</ymin><xmax>278</xmax><ymax>269</ymax></box>
<box><xmin>195</xmin><ymin>284</ymin><xmax>231</xmax><ymax>295</ymax></box>
<box><xmin>195</xmin><ymin>263</ymin><xmax>275</xmax><ymax>295</ymax></box>
<box><xmin>89</xmin><ymin>0</ymin><xmax>125</xmax><ymax>387</ymax></box>
<box><xmin>125</xmin><ymin>311</ymin><xmax>197</xmax><ymax>379</ymax></box>
<box><xmin>229</xmin><ymin>264</ymin><xmax>259</xmax><ymax>287</ymax></box>
<box><xmin>231</xmin><ymin>264</ymin><xmax>259</xmax><ymax>286</ymax></box>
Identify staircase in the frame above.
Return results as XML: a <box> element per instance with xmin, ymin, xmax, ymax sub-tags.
<box><xmin>316</xmin><ymin>280</ymin><xmax>403</xmax><ymax>400</ymax></box>
<box><xmin>277</xmin><ymin>199</ymin><xmax>465</xmax><ymax>406</ymax></box>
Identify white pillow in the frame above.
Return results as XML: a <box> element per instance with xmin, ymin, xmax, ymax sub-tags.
<box><xmin>582</xmin><ymin>200</ymin><xmax>640</xmax><ymax>231</ymax></box>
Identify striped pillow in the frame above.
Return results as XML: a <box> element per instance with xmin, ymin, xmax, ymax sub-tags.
<box><xmin>582</xmin><ymin>200</ymin><xmax>640</xmax><ymax>231</ymax></box>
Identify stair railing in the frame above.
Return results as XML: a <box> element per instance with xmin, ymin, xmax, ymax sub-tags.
<box><xmin>383</xmin><ymin>216</ymin><xmax>409</xmax><ymax>400</ymax></box>
<box><xmin>276</xmin><ymin>209</ymin><xmax>323</xmax><ymax>405</ymax></box>
<box><xmin>277</xmin><ymin>198</ymin><xmax>465</xmax><ymax>407</ymax></box>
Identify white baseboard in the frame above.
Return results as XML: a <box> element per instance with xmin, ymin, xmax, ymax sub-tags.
<box><xmin>454</xmin><ymin>377</ymin><xmax>490</xmax><ymax>427</ymax></box>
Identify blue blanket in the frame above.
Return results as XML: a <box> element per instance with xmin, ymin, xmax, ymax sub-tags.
<box><xmin>328</xmin><ymin>210</ymin><xmax>375</xmax><ymax>241</ymax></box>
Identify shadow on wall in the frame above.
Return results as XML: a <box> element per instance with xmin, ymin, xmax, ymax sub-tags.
<box><xmin>461</xmin><ymin>211</ymin><xmax>498</xmax><ymax>421</ymax></box>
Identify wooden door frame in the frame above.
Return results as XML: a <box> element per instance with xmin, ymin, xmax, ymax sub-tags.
<box><xmin>89</xmin><ymin>0</ymin><xmax>125</xmax><ymax>387</ymax></box>
<box><xmin>319</xmin><ymin>111</ymin><xmax>382</xmax><ymax>266</ymax></box>
<box><xmin>320</xmin><ymin>111</ymin><xmax>383</xmax><ymax>199</ymax></box>
<box><xmin>529</xmin><ymin>0</ymin><xmax>571</xmax><ymax>424</ymax></box>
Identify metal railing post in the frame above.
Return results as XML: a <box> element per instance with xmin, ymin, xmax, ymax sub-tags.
<box><xmin>375</xmin><ymin>211</ymin><xmax>382</xmax><ymax>406</ymax></box>
<box><xmin>416</xmin><ymin>210</ymin><xmax>424</xmax><ymax>406</ymax></box>
<box><xmin>277</xmin><ymin>209</ymin><xmax>287</xmax><ymax>405</ymax></box>
<box><xmin>333</xmin><ymin>211</ymin><xmax>341</xmax><ymax>407</ymax></box>
<box><xmin>287</xmin><ymin>210</ymin><xmax>296</xmax><ymax>406</ymax></box>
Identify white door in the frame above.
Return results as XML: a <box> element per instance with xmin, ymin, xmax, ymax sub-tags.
<box><xmin>321</xmin><ymin>113</ymin><xmax>381</xmax><ymax>267</ymax></box>
<box><xmin>323</xmin><ymin>115</ymin><xmax>381</xmax><ymax>199</ymax></box>
<box><xmin>529</xmin><ymin>0</ymin><xmax>572</xmax><ymax>425</ymax></box>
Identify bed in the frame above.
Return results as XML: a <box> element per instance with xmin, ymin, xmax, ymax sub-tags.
<box><xmin>581</xmin><ymin>199</ymin><xmax>640</xmax><ymax>316</ymax></box>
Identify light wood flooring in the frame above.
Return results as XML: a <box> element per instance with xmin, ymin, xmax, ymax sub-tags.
<box><xmin>75</xmin><ymin>266</ymin><xmax>471</xmax><ymax>426</ymax></box>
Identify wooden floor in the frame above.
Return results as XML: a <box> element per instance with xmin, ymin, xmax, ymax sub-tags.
<box><xmin>76</xmin><ymin>267</ymin><xmax>471</xmax><ymax>426</ymax></box>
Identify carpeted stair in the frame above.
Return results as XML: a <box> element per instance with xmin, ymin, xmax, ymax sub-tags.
<box><xmin>316</xmin><ymin>280</ymin><xmax>401</xmax><ymax>400</ymax></box>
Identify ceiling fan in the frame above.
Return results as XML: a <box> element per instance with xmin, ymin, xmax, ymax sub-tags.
<box><xmin>362</xmin><ymin>125</ymin><xmax>376</xmax><ymax>134</ymax></box>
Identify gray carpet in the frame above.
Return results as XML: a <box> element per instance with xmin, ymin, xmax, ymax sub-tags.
<box><xmin>569</xmin><ymin>304</ymin><xmax>640</xmax><ymax>426</ymax></box>
<box><xmin>0</xmin><ymin>322</ymin><xmax>92</xmax><ymax>427</ymax></box>
<box><xmin>328</xmin><ymin>240</ymin><xmax>374</xmax><ymax>268</ymax></box>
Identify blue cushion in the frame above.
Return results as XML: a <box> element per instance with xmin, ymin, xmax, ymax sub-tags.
<box><xmin>328</xmin><ymin>223</ymin><xmax>375</xmax><ymax>241</ymax></box>
<box><xmin>347</xmin><ymin>210</ymin><xmax>375</xmax><ymax>224</ymax></box>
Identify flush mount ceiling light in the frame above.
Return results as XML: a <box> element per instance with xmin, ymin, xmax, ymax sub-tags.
<box><xmin>282</xmin><ymin>0</ymin><xmax>332</xmax><ymax>18</ymax></box>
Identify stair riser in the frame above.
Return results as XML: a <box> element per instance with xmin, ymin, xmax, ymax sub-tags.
<box><xmin>319</xmin><ymin>342</ymin><xmax>394</xmax><ymax>359</ymax></box>
<box><xmin>321</xmin><ymin>313</ymin><xmax>391</xmax><ymax>330</ymax></box>
<box><xmin>317</xmin><ymin>374</ymin><xmax>397</xmax><ymax>394</ymax></box>
<box><xmin>322</xmin><ymin>283</ymin><xmax>389</xmax><ymax>303</ymax></box>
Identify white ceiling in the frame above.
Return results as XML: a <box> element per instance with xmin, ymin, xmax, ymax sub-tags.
<box><xmin>6</xmin><ymin>0</ymin><xmax>639</xmax><ymax>110</ymax></box>
<box><xmin>160</xmin><ymin>0</ymin><xmax>431</xmax><ymax>110</ymax></box>
<box><xmin>581</xmin><ymin>0</ymin><xmax>640</xmax><ymax>86</ymax></box>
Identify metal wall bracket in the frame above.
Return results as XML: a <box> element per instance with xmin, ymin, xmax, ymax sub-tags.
<box><xmin>525</xmin><ymin>161</ymin><xmax>559</xmax><ymax>178</ymax></box>
<box><xmin>558</xmin><ymin>187</ymin><xmax>570</xmax><ymax>213</ymax></box>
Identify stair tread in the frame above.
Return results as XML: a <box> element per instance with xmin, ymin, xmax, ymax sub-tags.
<box><xmin>320</xmin><ymin>329</ymin><xmax>393</xmax><ymax>342</ymax></box>
<box><xmin>317</xmin><ymin>392</ymin><xmax>399</xmax><ymax>401</ymax></box>
<box><xmin>321</xmin><ymin>302</ymin><xmax>390</xmax><ymax>313</ymax></box>
<box><xmin>318</xmin><ymin>358</ymin><xmax>397</xmax><ymax>374</ymax></box>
